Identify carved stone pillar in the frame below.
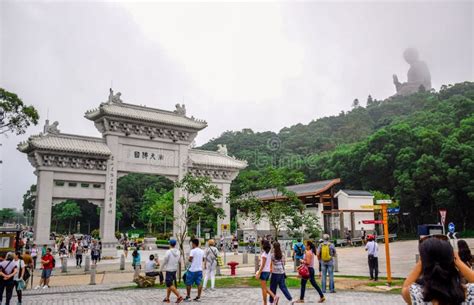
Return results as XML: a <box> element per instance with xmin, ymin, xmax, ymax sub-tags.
<box><xmin>34</xmin><ymin>170</ymin><xmax>54</xmax><ymax>246</ymax></box>
<box><xmin>217</xmin><ymin>183</ymin><xmax>231</xmax><ymax>237</ymax></box>
<box><xmin>101</xmin><ymin>135</ymin><xmax>118</xmax><ymax>257</ymax></box>
<box><xmin>173</xmin><ymin>144</ymin><xmax>189</xmax><ymax>239</ymax></box>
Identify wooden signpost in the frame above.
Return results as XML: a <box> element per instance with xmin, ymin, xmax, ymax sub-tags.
<box><xmin>360</xmin><ymin>201</ymin><xmax>394</xmax><ymax>285</ymax></box>
<box><xmin>376</xmin><ymin>199</ymin><xmax>392</xmax><ymax>285</ymax></box>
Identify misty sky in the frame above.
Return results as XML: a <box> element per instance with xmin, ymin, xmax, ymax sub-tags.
<box><xmin>1</xmin><ymin>0</ymin><xmax>473</xmax><ymax>210</ymax></box>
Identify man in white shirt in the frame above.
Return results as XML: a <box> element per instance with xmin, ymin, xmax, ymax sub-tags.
<box><xmin>184</xmin><ymin>238</ymin><xmax>204</xmax><ymax>302</ymax></box>
<box><xmin>365</xmin><ymin>235</ymin><xmax>379</xmax><ymax>281</ymax></box>
<box><xmin>161</xmin><ymin>239</ymin><xmax>183</xmax><ymax>303</ymax></box>
<box><xmin>144</xmin><ymin>254</ymin><xmax>164</xmax><ymax>285</ymax></box>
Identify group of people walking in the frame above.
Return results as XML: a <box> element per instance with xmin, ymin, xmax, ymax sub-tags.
<box><xmin>255</xmin><ymin>234</ymin><xmax>336</xmax><ymax>305</ymax></box>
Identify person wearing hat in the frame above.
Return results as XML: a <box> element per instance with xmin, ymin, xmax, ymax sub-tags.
<box><xmin>161</xmin><ymin>239</ymin><xmax>183</xmax><ymax>303</ymax></box>
<box><xmin>365</xmin><ymin>235</ymin><xmax>379</xmax><ymax>281</ymax></box>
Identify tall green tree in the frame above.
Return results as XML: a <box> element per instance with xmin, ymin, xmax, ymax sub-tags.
<box><xmin>139</xmin><ymin>189</ymin><xmax>173</xmax><ymax>234</ymax></box>
<box><xmin>0</xmin><ymin>208</ymin><xmax>16</xmax><ymax>223</ymax></box>
<box><xmin>174</xmin><ymin>174</ymin><xmax>223</xmax><ymax>263</ymax></box>
<box><xmin>0</xmin><ymin>88</ymin><xmax>39</xmax><ymax>135</ymax></box>
<box><xmin>231</xmin><ymin>167</ymin><xmax>306</xmax><ymax>239</ymax></box>
<box><xmin>53</xmin><ymin>200</ymin><xmax>82</xmax><ymax>234</ymax></box>
<box><xmin>116</xmin><ymin>174</ymin><xmax>174</xmax><ymax>230</ymax></box>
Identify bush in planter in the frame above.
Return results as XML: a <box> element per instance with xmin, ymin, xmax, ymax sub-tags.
<box><xmin>115</xmin><ymin>231</ymin><xmax>122</xmax><ymax>240</ymax></box>
<box><xmin>156</xmin><ymin>239</ymin><xmax>169</xmax><ymax>245</ymax></box>
<box><xmin>91</xmin><ymin>229</ymin><xmax>100</xmax><ymax>239</ymax></box>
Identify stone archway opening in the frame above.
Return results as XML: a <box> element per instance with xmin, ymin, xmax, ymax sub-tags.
<box><xmin>116</xmin><ymin>173</ymin><xmax>174</xmax><ymax>237</ymax></box>
<box><xmin>50</xmin><ymin>199</ymin><xmax>100</xmax><ymax>236</ymax></box>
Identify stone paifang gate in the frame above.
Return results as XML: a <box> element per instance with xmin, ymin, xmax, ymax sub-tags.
<box><xmin>18</xmin><ymin>90</ymin><xmax>247</xmax><ymax>256</ymax></box>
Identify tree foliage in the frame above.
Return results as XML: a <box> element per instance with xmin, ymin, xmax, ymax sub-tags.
<box><xmin>0</xmin><ymin>88</ymin><xmax>39</xmax><ymax>135</ymax></box>
<box><xmin>203</xmin><ymin>82</ymin><xmax>474</xmax><ymax>233</ymax></box>
<box><xmin>231</xmin><ymin>167</ymin><xmax>307</xmax><ymax>239</ymax></box>
<box><xmin>116</xmin><ymin>174</ymin><xmax>174</xmax><ymax>230</ymax></box>
<box><xmin>53</xmin><ymin>200</ymin><xmax>82</xmax><ymax>233</ymax></box>
<box><xmin>0</xmin><ymin>208</ymin><xmax>16</xmax><ymax>223</ymax></box>
<box><xmin>174</xmin><ymin>174</ymin><xmax>223</xmax><ymax>263</ymax></box>
<box><xmin>139</xmin><ymin>188</ymin><xmax>174</xmax><ymax>234</ymax></box>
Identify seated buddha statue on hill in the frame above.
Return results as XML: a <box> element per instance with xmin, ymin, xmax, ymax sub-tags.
<box><xmin>393</xmin><ymin>48</ymin><xmax>431</xmax><ymax>96</ymax></box>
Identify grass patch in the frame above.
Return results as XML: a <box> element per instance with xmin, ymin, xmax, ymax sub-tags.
<box><xmin>366</xmin><ymin>279</ymin><xmax>404</xmax><ymax>287</ymax></box>
<box><xmin>116</xmin><ymin>275</ymin><xmax>406</xmax><ymax>291</ymax></box>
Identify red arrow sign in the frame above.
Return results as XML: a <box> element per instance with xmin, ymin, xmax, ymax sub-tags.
<box><xmin>362</xmin><ymin>220</ymin><xmax>384</xmax><ymax>224</ymax></box>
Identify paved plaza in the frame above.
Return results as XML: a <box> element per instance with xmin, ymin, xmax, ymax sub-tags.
<box><xmin>53</xmin><ymin>239</ymin><xmax>474</xmax><ymax>279</ymax></box>
<box><xmin>24</xmin><ymin>287</ymin><xmax>404</xmax><ymax>304</ymax></box>
<box><xmin>19</xmin><ymin>239</ymin><xmax>472</xmax><ymax>304</ymax></box>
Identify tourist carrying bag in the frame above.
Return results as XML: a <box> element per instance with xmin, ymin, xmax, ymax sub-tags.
<box><xmin>210</xmin><ymin>248</ymin><xmax>224</xmax><ymax>267</ymax></box>
<box><xmin>297</xmin><ymin>263</ymin><xmax>310</xmax><ymax>279</ymax></box>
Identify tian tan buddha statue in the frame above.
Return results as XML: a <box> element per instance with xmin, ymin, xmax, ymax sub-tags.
<box><xmin>393</xmin><ymin>48</ymin><xmax>431</xmax><ymax>96</ymax></box>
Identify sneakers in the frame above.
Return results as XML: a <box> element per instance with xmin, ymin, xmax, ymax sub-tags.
<box><xmin>162</xmin><ymin>298</ymin><xmax>170</xmax><ymax>303</ymax></box>
<box><xmin>34</xmin><ymin>285</ymin><xmax>41</xmax><ymax>290</ymax></box>
<box><xmin>183</xmin><ymin>296</ymin><xmax>191</xmax><ymax>303</ymax></box>
<box><xmin>318</xmin><ymin>297</ymin><xmax>326</xmax><ymax>303</ymax></box>
<box><xmin>42</xmin><ymin>285</ymin><xmax>49</xmax><ymax>289</ymax></box>
<box><xmin>176</xmin><ymin>296</ymin><xmax>184</xmax><ymax>304</ymax></box>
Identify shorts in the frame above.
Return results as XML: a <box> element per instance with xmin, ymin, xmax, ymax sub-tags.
<box><xmin>91</xmin><ymin>254</ymin><xmax>99</xmax><ymax>261</ymax></box>
<box><xmin>259</xmin><ymin>271</ymin><xmax>270</xmax><ymax>281</ymax></box>
<box><xmin>185</xmin><ymin>270</ymin><xmax>202</xmax><ymax>286</ymax></box>
<box><xmin>41</xmin><ymin>269</ymin><xmax>52</xmax><ymax>279</ymax></box>
<box><xmin>165</xmin><ymin>271</ymin><xmax>177</xmax><ymax>287</ymax></box>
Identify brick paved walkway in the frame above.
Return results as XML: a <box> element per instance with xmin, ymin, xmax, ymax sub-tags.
<box><xmin>24</xmin><ymin>287</ymin><xmax>403</xmax><ymax>304</ymax></box>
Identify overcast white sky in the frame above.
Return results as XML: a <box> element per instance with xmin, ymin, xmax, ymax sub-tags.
<box><xmin>1</xmin><ymin>0</ymin><xmax>473</xmax><ymax>210</ymax></box>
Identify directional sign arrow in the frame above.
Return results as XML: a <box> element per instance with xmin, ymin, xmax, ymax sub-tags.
<box><xmin>362</xmin><ymin>220</ymin><xmax>384</xmax><ymax>224</ymax></box>
<box><xmin>360</xmin><ymin>205</ymin><xmax>383</xmax><ymax>210</ymax></box>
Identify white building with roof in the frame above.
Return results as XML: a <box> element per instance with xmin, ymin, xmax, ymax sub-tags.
<box><xmin>334</xmin><ymin>189</ymin><xmax>375</xmax><ymax>234</ymax></box>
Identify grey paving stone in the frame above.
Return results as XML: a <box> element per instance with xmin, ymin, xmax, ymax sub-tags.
<box><xmin>24</xmin><ymin>287</ymin><xmax>404</xmax><ymax>304</ymax></box>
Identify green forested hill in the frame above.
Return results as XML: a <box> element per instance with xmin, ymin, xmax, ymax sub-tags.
<box><xmin>200</xmin><ymin>82</ymin><xmax>474</xmax><ymax>231</ymax></box>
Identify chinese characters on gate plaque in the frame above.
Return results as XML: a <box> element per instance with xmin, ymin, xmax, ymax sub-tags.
<box><xmin>133</xmin><ymin>151</ymin><xmax>164</xmax><ymax>161</ymax></box>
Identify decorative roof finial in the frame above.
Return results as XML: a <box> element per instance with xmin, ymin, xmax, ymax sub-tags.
<box><xmin>43</xmin><ymin>120</ymin><xmax>60</xmax><ymax>134</ymax></box>
<box><xmin>108</xmin><ymin>88</ymin><xmax>123</xmax><ymax>104</ymax></box>
<box><xmin>217</xmin><ymin>144</ymin><xmax>228</xmax><ymax>156</ymax></box>
<box><xmin>174</xmin><ymin>103</ymin><xmax>186</xmax><ymax>116</ymax></box>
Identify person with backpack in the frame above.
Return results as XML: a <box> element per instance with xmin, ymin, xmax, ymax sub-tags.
<box><xmin>295</xmin><ymin>241</ymin><xmax>325</xmax><ymax>303</ymax></box>
<box><xmin>317</xmin><ymin>234</ymin><xmax>336</xmax><ymax>293</ymax></box>
<box><xmin>255</xmin><ymin>239</ymin><xmax>278</xmax><ymax>305</ymax></box>
<box><xmin>36</xmin><ymin>247</ymin><xmax>55</xmax><ymax>289</ymax></box>
<box><xmin>0</xmin><ymin>252</ymin><xmax>18</xmax><ymax>305</ymax></box>
<box><xmin>269</xmin><ymin>241</ymin><xmax>294</xmax><ymax>304</ymax></box>
<box><xmin>13</xmin><ymin>252</ymin><xmax>26</xmax><ymax>305</ymax></box>
<box><xmin>293</xmin><ymin>238</ymin><xmax>305</xmax><ymax>268</ymax></box>
<box><xmin>203</xmin><ymin>239</ymin><xmax>219</xmax><ymax>291</ymax></box>
<box><xmin>160</xmin><ymin>239</ymin><xmax>183</xmax><ymax>303</ymax></box>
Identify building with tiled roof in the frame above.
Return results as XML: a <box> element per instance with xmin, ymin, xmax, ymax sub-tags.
<box><xmin>18</xmin><ymin>90</ymin><xmax>246</xmax><ymax>254</ymax></box>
